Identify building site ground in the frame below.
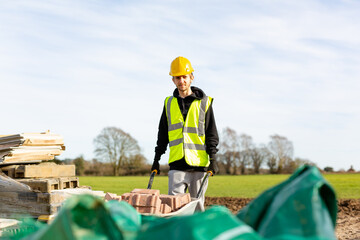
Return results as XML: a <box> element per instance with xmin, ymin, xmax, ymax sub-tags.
<box><xmin>205</xmin><ymin>197</ymin><xmax>360</xmax><ymax>240</ymax></box>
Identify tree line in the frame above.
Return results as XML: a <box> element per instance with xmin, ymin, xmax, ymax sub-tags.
<box><xmin>61</xmin><ymin>126</ymin><xmax>322</xmax><ymax>176</ymax></box>
<box><xmin>217</xmin><ymin>127</ymin><xmax>315</xmax><ymax>174</ymax></box>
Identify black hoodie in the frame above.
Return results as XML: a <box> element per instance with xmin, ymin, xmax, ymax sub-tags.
<box><xmin>154</xmin><ymin>86</ymin><xmax>219</xmax><ymax>171</ymax></box>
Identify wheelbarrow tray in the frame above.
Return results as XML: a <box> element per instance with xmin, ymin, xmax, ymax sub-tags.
<box><xmin>142</xmin><ymin>198</ymin><xmax>203</xmax><ymax>217</ymax></box>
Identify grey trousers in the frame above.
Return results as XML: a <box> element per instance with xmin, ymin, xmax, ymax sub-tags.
<box><xmin>168</xmin><ymin>170</ymin><xmax>208</xmax><ymax>209</ymax></box>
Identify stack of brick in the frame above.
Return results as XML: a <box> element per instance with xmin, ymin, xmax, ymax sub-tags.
<box><xmin>104</xmin><ymin>188</ymin><xmax>191</xmax><ymax>214</ymax></box>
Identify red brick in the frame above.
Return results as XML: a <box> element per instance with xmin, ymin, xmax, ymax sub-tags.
<box><xmin>118</xmin><ymin>190</ymin><xmax>190</xmax><ymax>214</ymax></box>
<box><xmin>129</xmin><ymin>194</ymin><xmax>161</xmax><ymax>208</ymax></box>
<box><xmin>104</xmin><ymin>192</ymin><xmax>122</xmax><ymax>202</ymax></box>
<box><xmin>159</xmin><ymin>194</ymin><xmax>179</xmax><ymax>210</ymax></box>
<box><xmin>130</xmin><ymin>188</ymin><xmax>160</xmax><ymax>195</ymax></box>
<box><xmin>177</xmin><ymin>193</ymin><xmax>191</xmax><ymax>206</ymax></box>
<box><xmin>160</xmin><ymin>193</ymin><xmax>191</xmax><ymax>211</ymax></box>
<box><xmin>104</xmin><ymin>192</ymin><xmax>117</xmax><ymax>201</ymax></box>
<box><xmin>135</xmin><ymin>206</ymin><xmax>159</xmax><ymax>214</ymax></box>
<box><xmin>121</xmin><ymin>193</ymin><xmax>131</xmax><ymax>202</ymax></box>
<box><xmin>160</xmin><ymin>203</ymin><xmax>172</xmax><ymax>214</ymax></box>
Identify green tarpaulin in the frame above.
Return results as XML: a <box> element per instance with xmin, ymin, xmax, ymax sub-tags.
<box><xmin>237</xmin><ymin>165</ymin><xmax>337</xmax><ymax>240</ymax></box>
<box><xmin>2</xmin><ymin>165</ymin><xmax>337</xmax><ymax>240</ymax></box>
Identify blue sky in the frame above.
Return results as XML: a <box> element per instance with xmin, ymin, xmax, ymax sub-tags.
<box><xmin>1</xmin><ymin>0</ymin><xmax>359</xmax><ymax>171</ymax></box>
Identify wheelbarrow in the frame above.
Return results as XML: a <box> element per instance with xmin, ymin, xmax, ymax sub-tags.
<box><xmin>144</xmin><ymin>170</ymin><xmax>212</xmax><ymax>217</ymax></box>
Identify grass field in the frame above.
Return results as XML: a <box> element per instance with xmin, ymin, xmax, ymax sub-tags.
<box><xmin>79</xmin><ymin>173</ymin><xmax>360</xmax><ymax>199</ymax></box>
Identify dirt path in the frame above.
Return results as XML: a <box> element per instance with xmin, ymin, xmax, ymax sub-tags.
<box><xmin>205</xmin><ymin>197</ymin><xmax>360</xmax><ymax>240</ymax></box>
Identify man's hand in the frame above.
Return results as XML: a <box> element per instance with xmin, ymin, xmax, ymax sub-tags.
<box><xmin>208</xmin><ymin>159</ymin><xmax>219</xmax><ymax>175</ymax></box>
<box><xmin>151</xmin><ymin>160</ymin><xmax>160</xmax><ymax>175</ymax></box>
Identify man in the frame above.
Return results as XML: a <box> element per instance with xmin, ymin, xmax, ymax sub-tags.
<box><xmin>151</xmin><ymin>56</ymin><xmax>219</xmax><ymax>206</ymax></box>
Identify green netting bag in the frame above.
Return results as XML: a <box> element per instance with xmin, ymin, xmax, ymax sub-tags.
<box><xmin>237</xmin><ymin>165</ymin><xmax>337</xmax><ymax>240</ymax></box>
<box><xmin>18</xmin><ymin>194</ymin><xmax>141</xmax><ymax>240</ymax></box>
<box><xmin>136</xmin><ymin>205</ymin><xmax>262</xmax><ymax>240</ymax></box>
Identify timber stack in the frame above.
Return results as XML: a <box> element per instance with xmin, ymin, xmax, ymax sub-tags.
<box><xmin>0</xmin><ymin>131</ymin><xmax>79</xmax><ymax>219</ymax></box>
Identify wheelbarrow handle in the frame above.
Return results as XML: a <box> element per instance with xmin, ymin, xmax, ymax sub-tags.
<box><xmin>196</xmin><ymin>171</ymin><xmax>212</xmax><ymax>199</ymax></box>
<box><xmin>147</xmin><ymin>170</ymin><xmax>157</xmax><ymax>189</ymax></box>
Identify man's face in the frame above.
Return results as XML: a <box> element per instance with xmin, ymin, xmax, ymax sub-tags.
<box><xmin>172</xmin><ymin>74</ymin><xmax>194</xmax><ymax>92</ymax></box>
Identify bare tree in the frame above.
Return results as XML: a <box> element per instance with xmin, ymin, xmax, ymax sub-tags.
<box><xmin>283</xmin><ymin>157</ymin><xmax>317</xmax><ymax>173</ymax></box>
<box><xmin>125</xmin><ymin>154</ymin><xmax>147</xmax><ymax>169</ymax></box>
<box><xmin>250</xmin><ymin>145</ymin><xmax>267</xmax><ymax>174</ymax></box>
<box><xmin>268</xmin><ymin>134</ymin><xmax>294</xmax><ymax>173</ymax></box>
<box><xmin>238</xmin><ymin>134</ymin><xmax>253</xmax><ymax>174</ymax></box>
<box><xmin>267</xmin><ymin>155</ymin><xmax>277</xmax><ymax>174</ymax></box>
<box><xmin>93</xmin><ymin>127</ymin><xmax>142</xmax><ymax>176</ymax></box>
<box><xmin>219</xmin><ymin>127</ymin><xmax>240</xmax><ymax>174</ymax></box>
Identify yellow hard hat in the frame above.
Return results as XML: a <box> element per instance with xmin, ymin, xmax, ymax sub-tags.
<box><xmin>169</xmin><ymin>56</ymin><xmax>194</xmax><ymax>76</ymax></box>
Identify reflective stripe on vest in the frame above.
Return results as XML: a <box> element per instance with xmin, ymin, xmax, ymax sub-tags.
<box><xmin>165</xmin><ymin>95</ymin><xmax>212</xmax><ymax>166</ymax></box>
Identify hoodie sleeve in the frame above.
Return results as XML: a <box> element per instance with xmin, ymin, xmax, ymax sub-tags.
<box><xmin>154</xmin><ymin>106</ymin><xmax>169</xmax><ymax>161</ymax></box>
<box><xmin>205</xmin><ymin>101</ymin><xmax>219</xmax><ymax>159</ymax></box>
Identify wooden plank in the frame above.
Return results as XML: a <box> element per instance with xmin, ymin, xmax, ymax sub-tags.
<box><xmin>3</xmin><ymin>145</ymin><xmax>63</xmax><ymax>152</ymax></box>
<box><xmin>0</xmin><ymin>204</ymin><xmax>61</xmax><ymax>219</ymax></box>
<box><xmin>0</xmin><ymin>132</ymin><xmax>65</xmax><ymax>167</ymax></box>
<box><xmin>1</xmin><ymin>146</ymin><xmax>63</xmax><ymax>164</ymax></box>
<box><xmin>0</xmin><ymin>191</ymin><xmax>66</xmax><ymax>204</ymax></box>
<box><xmin>21</xmin><ymin>132</ymin><xmax>64</xmax><ymax>146</ymax></box>
<box><xmin>0</xmin><ymin>191</ymin><xmax>67</xmax><ymax>218</ymax></box>
<box><xmin>0</xmin><ymin>143</ymin><xmax>23</xmax><ymax>151</ymax></box>
<box><xmin>14</xmin><ymin>163</ymin><xmax>75</xmax><ymax>178</ymax></box>
<box><xmin>0</xmin><ymin>134</ymin><xmax>21</xmax><ymax>139</ymax></box>
<box><xmin>1</xmin><ymin>154</ymin><xmax>54</xmax><ymax>163</ymax></box>
<box><xmin>22</xmin><ymin>139</ymin><xmax>64</xmax><ymax>146</ymax></box>
<box><xmin>0</xmin><ymin>134</ymin><xmax>22</xmax><ymax>143</ymax></box>
<box><xmin>0</xmin><ymin>160</ymin><xmax>42</xmax><ymax>166</ymax></box>
<box><xmin>7</xmin><ymin>149</ymin><xmax>62</xmax><ymax>157</ymax></box>
<box><xmin>0</xmin><ymin>132</ymin><xmax>64</xmax><ymax>146</ymax></box>
<box><xmin>11</xmin><ymin>146</ymin><xmax>63</xmax><ymax>151</ymax></box>
<box><xmin>0</xmin><ymin>140</ymin><xmax>23</xmax><ymax>146</ymax></box>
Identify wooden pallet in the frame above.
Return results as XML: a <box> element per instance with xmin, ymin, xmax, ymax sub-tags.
<box><xmin>0</xmin><ymin>191</ymin><xmax>67</xmax><ymax>218</ymax></box>
<box><xmin>16</xmin><ymin>177</ymin><xmax>79</xmax><ymax>193</ymax></box>
<box><xmin>59</xmin><ymin>177</ymin><xmax>79</xmax><ymax>189</ymax></box>
<box><xmin>0</xmin><ymin>163</ymin><xmax>75</xmax><ymax>178</ymax></box>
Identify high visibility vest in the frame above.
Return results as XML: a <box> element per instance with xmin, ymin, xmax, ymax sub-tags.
<box><xmin>165</xmin><ymin>96</ymin><xmax>213</xmax><ymax>167</ymax></box>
